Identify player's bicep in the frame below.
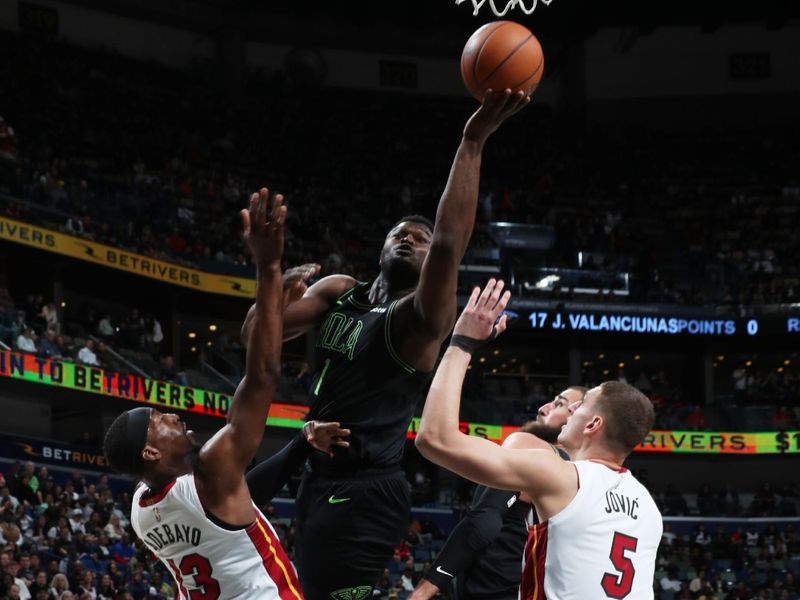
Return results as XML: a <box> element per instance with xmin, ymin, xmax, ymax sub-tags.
<box><xmin>283</xmin><ymin>275</ymin><xmax>357</xmax><ymax>341</ymax></box>
<box><xmin>436</xmin><ymin>436</ymin><xmax>566</xmax><ymax>496</ymax></box>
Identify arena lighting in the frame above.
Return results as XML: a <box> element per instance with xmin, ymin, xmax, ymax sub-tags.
<box><xmin>209</xmin><ymin>324</ymin><xmax>217</xmax><ymax>331</ymax></box>
<box><xmin>533</xmin><ymin>274</ymin><xmax>560</xmax><ymax>289</ymax></box>
<box><xmin>60</xmin><ymin>301</ymin><xmax>66</xmax><ymax>307</ymax></box>
<box><xmin>191</xmin><ymin>347</ymin><xmax>196</xmax><ymax>352</ymax></box>
<box><xmin>188</xmin><ymin>332</ymin><xmax>197</xmax><ymax>339</ymax></box>
<box><xmin>493</xmin><ymin>349</ymin><xmax>500</xmax><ymax>355</ymax></box>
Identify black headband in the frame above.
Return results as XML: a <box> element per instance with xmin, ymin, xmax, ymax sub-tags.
<box><xmin>115</xmin><ymin>407</ymin><xmax>151</xmax><ymax>475</ymax></box>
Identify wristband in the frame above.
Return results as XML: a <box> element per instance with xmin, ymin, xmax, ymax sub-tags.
<box><xmin>449</xmin><ymin>327</ymin><xmax>497</xmax><ymax>355</ymax></box>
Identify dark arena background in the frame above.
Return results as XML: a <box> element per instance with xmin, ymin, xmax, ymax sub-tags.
<box><xmin>1</xmin><ymin>0</ymin><xmax>799</xmax><ymax>598</ymax></box>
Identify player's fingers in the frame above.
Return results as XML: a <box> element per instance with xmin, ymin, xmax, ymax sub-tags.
<box><xmin>494</xmin><ymin>290</ymin><xmax>512</xmax><ymax>317</ymax></box>
<box><xmin>509</xmin><ymin>94</ymin><xmax>531</xmax><ymax>116</ymax></box>
<box><xmin>488</xmin><ymin>279</ymin><xmax>505</xmax><ymax>309</ymax></box>
<box><xmin>504</xmin><ymin>90</ymin><xmax>526</xmax><ymax>112</ymax></box>
<box><xmin>257</xmin><ymin>188</ymin><xmax>269</xmax><ymax>225</ymax></box>
<box><xmin>477</xmin><ymin>279</ymin><xmax>496</xmax><ymax>307</ymax></box>
<box><xmin>496</xmin><ymin>314</ymin><xmax>508</xmax><ymax>335</ymax></box>
<box><xmin>334</xmin><ymin>440</ymin><xmax>350</xmax><ymax>448</ymax></box>
<box><xmin>468</xmin><ymin>286</ymin><xmax>481</xmax><ymax>308</ymax></box>
<box><xmin>271</xmin><ymin>193</ymin><xmax>284</xmax><ymax>225</ymax></box>
<box><xmin>275</xmin><ymin>204</ymin><xmax>287</xmax><ymax>227</ymax></box>
<box><xmin>240</xmin><ymin>208</ymin><xmax>250</xmax><ymax>234</ymax></box>
<box><xmin>248</xmin><ymin>192</ymin><xmax>258</xmax><ymax>223</ymax></box>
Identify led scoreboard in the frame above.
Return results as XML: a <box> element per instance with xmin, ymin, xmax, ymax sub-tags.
<box><xmin>522</xmin><ymin>311</ymin><xmax>799</xmax><ymax>337</ymax></box>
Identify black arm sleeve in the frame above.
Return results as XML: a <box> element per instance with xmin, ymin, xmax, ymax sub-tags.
<box><xmin>426</xmin><ymin>485</ymin><xmax>518</xmax><ymax>590</ymax></box>
<box><xmin>245</xmin><ymin>432</ymin><xmax>310</xmax><ymax>508</ymax></box>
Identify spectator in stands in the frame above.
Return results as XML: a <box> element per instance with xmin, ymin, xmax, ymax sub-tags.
<box><xmin>36</xmin><ymin>330</ymin><xmax>61</xmax><ymax>359</ymax></box>
<box><xmin>3</xmin><ymin>583</ymin><xmax>22</xmax><ymax>600</ymax></box>
<box><xmin>686</xmin><ymin>405</ymin><xmax>707</xmax><ymax>430</ymax></box>
<box><xmin>95</xmin><ymin>574</ymin><xmax>115</xmax><ymax>600</ymax></box>
<box><xmin>158</xmin><ymin>355</ymin><xmax>187</xmax><ymax>386</ymax></box>
<box><xmin>93</xmin><ymin>342</ymin><xmax>111</xmax><ymax>369</ymax></box>
<box><xmin>39</xmin><ymin>303</ymin><xmax>59</xmax><ymax>335</ymax></box>
<box><xmin>96</xmin><ymin>316</ymin><xmax>114</xmax><ymax>339</ymax></box>
<box><xmin>15</xmin><ymin>328</ymin><xmax>36</xmax><ymax>353</ymax></box>
<box><xmin>27</xmin><ymin>572</ymin><xmax>47</xmax><ymax>599</ymax></box>
<box><xmin>0</xmin><ymin>305</ymin><xmax>14</xmax><ymax>345</ymax></box>
<box><xmin>77</xmin><ymin>341</ymin><xmax>98</xmax><ymax>367</ymax></box>
<box><xmin>68</xmin><ymin>509</ymin><xmax>85</xmax><ymax>536</ymax></box>
<box><xmin>54</xmin><ymin>336</ymin><xmax>72</xmax><ymax>359</ymax></box>
<box><xmin>102</xmin><ymin>515</ymin><xmax>122</xmax><ymax>542</ymax></box>
<box><xmin>660</xmin><ymin>566</ymin><xmax>683</xmax><ymax>598</ymax></box>
<box><xmin>110</xmin><ymin>533</ymin><xmax>134</xmax><ymax>565</ymax></box>
<box><xmin>142</xmin><ymin>316</ymin><xmax>163</xmax><ymax>354</ymax></box>
<box><xmin>0</xmin><ymin>115</ymin><xmax>16</xmax><ymax>163</ymax></box>
<box><xmin>64</xmin><ymin>216</ymin><xmax>84</xmax><ymax>237</ymax></box>
<box><xmin>15</xmin><ymin>556</ymin><xmax>32</xmax><ymax>587</ymax></box>
<box><xmin>76</xmin><ymin>571</ymin><xmax>95</xmax><ymax>598</ymax></box>
<box><xmin>48</xmin><ymin>574</ymin><xmax>69</xmax><ymax>599</ymax></box>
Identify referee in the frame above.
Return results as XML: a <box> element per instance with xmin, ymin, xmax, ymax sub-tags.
<box><xmin>410</xmin><ymin>387</ymin><xmax>585</xmax><ymax>600</ymax></box>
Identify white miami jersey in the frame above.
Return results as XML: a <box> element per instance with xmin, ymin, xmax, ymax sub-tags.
<box><xmin>131</xmin><ymin>474</ymin><xmax>303</xmax><ymax>600</ymax></box>
<box><xmin>520</xmin><ymin>461</ymin><xmax>661</xmax><ymax>600</ymax></box>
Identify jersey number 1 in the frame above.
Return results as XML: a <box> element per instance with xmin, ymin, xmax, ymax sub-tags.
<box><xmin>601</xmin><ymin>531</ymin><xmax>638</xmax><ymax>599</ymax></box>
<box><xmin>168</xmin><ymin>554</ymin><xmax>221</xmax><ymax>600</ymax></box>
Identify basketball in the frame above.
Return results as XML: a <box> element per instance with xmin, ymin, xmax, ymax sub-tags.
<box><xmin>460</xmin><ymin>21</ymin><xmax>544</xmax><ymax>101</ymax></box>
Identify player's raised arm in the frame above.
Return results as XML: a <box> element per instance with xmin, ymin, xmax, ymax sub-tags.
<box><xmin>415</xmin><ymin>280</ymin><xmax>574</xmax><ymax>508</ymax></box>
<box><xmin>239</xmin><ymin>265</ymin><xmax>358</xmax><ymax>342</ymax></box>
<box><xmin>195</xmin><ymin>188</ymin><xmax>286</xmax><ymax>519</ymax></box>
<box><xmin>394</xmin><ymin>91</ymin><xmax>529</xmax><ymax>368</ymax></box>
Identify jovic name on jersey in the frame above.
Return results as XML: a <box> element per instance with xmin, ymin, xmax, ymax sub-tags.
<box><xmin>132</xmin><ymin>474</ymin><xmax>303</xmax><ymax>600</ymax></box>
<box><xmin>521</xmin><ymin>461</ymin><xmax>662</xmax><ymax>600</ymax></box>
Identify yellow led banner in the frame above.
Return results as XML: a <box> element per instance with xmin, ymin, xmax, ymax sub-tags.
<box><xmin>0</xmin><ymin>216</ymin><xmax>254</xmax><ymax>298</ymax></box>
<box><xmin>1</xmin><ymin>351</ymin><xmax>798</xmax><ymax>454</ymax></box>
<box><xmin>636</xmin><ymin>430</ymin><xmax>800</xmax><ymax>454</ymax></box>
<box><xmin>0</xmin><ymin>350</ymin><xmax>305</xmax><ymax>426</ymax></box>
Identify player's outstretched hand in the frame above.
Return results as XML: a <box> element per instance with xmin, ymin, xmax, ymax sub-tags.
<box><xmin>302</xmin><ymin>420</ymin><xmax>351</xmax><ymax>458</ymax></box>
<box><xmin>282</xmin><ymin>262</ymin><xmax>321</xmax><ymax>309</ymax></box>
<box><xmin>463</xmin><ymin>89</ymin><xmax>530</xmax><ymax>144</ymax></box>
<box><xmin>241</xmin><ymin>187</ymin><xmax>286</xmax><ymax>266</ymax></box>
<box><xmin>453</xmin><ymin>278</ymin><xmax>511</xmax><ymax>341</ymax></box>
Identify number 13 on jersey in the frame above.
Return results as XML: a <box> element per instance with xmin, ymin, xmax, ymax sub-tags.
<box><xmin>601</xmin><ymin>532</ymin><xmax>638</xmax><ymax>598</ymax></box>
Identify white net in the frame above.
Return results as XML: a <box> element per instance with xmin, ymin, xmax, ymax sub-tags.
<box><xmin>455</xmin><ymin>0</ymin><xmax>553</xmax><ymax>17</ymax></box>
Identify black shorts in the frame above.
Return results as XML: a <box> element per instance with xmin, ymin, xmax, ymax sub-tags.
<box><xmin>294</xmin><ymin>468</ymin><xmax>411</xmax><ymax>600</ymax></box>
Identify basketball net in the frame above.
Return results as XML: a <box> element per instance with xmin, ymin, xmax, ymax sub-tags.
<box><xmin>455</xmin><ymin>0</ymin><xmax>553</xmax><ymax>17</ymax></box>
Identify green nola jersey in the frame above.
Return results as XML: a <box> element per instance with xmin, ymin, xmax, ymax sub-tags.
<box><xmin>307</xmin><ymin>282</ymin><xmax>432</xmax><ymax>473</ymax></box>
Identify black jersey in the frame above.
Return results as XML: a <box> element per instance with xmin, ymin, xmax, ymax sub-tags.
<box><xmin>429</xmin><ymin>446</ymin><xmax>570</xmax><ymax>600</ymax></box>
<box><xmin>306</xmin><ymin>282</ymin><xmax>432</xmax><ymax>473</ymax></box>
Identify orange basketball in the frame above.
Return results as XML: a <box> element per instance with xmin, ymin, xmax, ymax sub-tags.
<box><xmin>460</xmin><ymin>21</ymin><xmax>544</xmax><ymax>101</ymax></box>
